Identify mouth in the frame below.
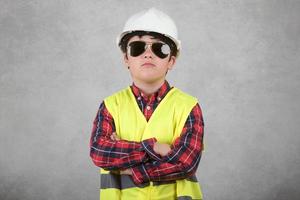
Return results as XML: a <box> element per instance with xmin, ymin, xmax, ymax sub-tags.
<box><xmin>141</xmin><ymin>62</ymin><xmax>156</xmax><ymax>67</ymax></box>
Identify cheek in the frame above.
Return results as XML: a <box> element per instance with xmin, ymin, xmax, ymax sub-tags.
<box><xmin>127</xmin><ymin>59</ymin><xmax>142</xmax><ymax>69</ymax></box>
<box><xmin>158</xmin><ymin>60</ymin><xmax>171</xmax><ymax>68</ymax></box>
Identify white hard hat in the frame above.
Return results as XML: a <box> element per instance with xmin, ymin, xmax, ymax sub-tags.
<box><xmin>116</xmin><ymin>8</ymin><xmax>181</xmax><ymax>56</ymax></box>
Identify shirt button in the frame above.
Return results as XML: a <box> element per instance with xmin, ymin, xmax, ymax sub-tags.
<box><xmin>146</xmin><ymin>105</ymin><xmax>151</xmax><ymax>110</ymax></box>
<box><xmin>137</xmin><ymin>96</ymin><xmax>141</xmax><ymax>100</ymax></box>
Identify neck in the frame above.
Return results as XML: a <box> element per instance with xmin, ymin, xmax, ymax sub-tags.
<box><xmin>133</xmin><ymin>79</ymin><xmax>165</xmax><ymax>96</ymax></box>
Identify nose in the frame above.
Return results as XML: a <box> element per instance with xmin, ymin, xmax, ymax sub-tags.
<box><xmin>143</xmin><ymin>44</ymin><xmax>153</xmax><ymax>58</ymax></box>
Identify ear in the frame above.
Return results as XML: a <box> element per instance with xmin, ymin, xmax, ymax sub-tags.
<box><xmin>167</xmin><ymin>56</ymin><xmax>176</xmax><ymax>70</ymax></box>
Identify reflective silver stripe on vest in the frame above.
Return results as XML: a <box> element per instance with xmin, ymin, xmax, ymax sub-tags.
<box><xmin>152</xmin><ymin>174</ymin><xmax>198</xmax><ymax>185</ymax></box>
<box><xmin>100</xmin><ymin>172</ymin><xmax>121</xmax><ymax>189</ymax></box>
<box><xmin>177</xmin><ymin>196</ymin><xmax>193</xmax><ymax>200</ymax></box>
<box><xmin>120</xmin><ymin>175</ymin><xmax>149</xmax><ymax>189</ymax></box>
<box><xmin>101</xmin><ymin>173</ymin><xmax>149</xmax><ymax>189</ymax></box>
<box><xmin>100</xmin><ymin>173</ymin><xmax>198</xmax><ymax>190</ymax></box>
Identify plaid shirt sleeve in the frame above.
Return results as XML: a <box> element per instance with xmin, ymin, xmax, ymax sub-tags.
<box><xmin>89</xmin><ymin>101</ymin><xmax>156</xmax><ymax>171</ymax></box>
<box><xmin>131</xmin><ymin>103</ymin><xmax>204</xmax><ymax>184</ymax></box>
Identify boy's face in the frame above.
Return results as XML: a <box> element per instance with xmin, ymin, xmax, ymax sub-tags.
<box><xmin>123</xmin><ymin>35</ymin><xmax>176</xmax><ymax>85</ymax></box>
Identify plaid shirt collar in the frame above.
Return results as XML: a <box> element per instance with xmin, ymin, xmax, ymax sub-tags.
<box><xmin>130</xmin><ymin>80</ymin><xmax>172</xmax><ymax>103</ymax></box>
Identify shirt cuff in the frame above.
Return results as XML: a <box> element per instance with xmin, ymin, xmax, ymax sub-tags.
<box><xmin>141</xmin><ymin>138</ymin><xmax>162</xmax><ymax>161</ymax></box>
<box><xmin>131</xmin><ymin>164</ymin><xmax>150</xmax><ymax>184</ymax></box>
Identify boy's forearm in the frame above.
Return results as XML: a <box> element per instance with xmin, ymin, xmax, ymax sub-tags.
<box><xmin>130</xmin><ymin>151</ymin><xmax>202</xmax><ymax>184</ymax></box>
<box><xmin>90</xmin><ymin>137</ymin><xmax>156</xmax><ymax>170</ymax></box>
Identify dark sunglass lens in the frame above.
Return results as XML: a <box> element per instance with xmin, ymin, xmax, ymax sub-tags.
<box><xmin>152</xmin><ymin>43</ymin><xmax>170</xmax><ymax>59</ymax></box>
<box><xmin>128</xmin><ymin>41</ymin><xmax>146</xmax><ymax>57</ymax></box>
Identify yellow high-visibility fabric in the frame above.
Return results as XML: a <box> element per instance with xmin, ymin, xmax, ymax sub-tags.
<box><xmin>100</xmin><ymin>86</ymin><xmax>203</xmax><ymax>200</ymax></box>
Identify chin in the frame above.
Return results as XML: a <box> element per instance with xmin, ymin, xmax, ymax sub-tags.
<box><xmin>143</xmin><ymin>77</ymin><xmax>164</xmax><ymax>84</ymax></box>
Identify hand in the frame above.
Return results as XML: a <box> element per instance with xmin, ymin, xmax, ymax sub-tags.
<box><xmin>120</xmin><ymin>168</ymin><xmax>132</xmax><ymax>175</ymax></box>
<box><xmin>153</xmin><ymin>142</ymin><xmax>171</xmax><ymax>157</ymax></box>
<box><xmin>110</xmin><ymin>132</ymin><xmax>120</xmax><ymax>141</ymax></box>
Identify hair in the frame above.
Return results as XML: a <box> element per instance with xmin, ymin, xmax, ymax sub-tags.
<box><xmin>119</xmin><ymin>31</ymin><xmax>178</xmax><ymax>60</ymax></box>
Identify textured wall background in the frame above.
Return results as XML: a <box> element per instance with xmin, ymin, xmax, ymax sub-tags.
<box><xmin>1</xmin><ymin>0</ymin><xmax>300</xmax><ymax>200</ymax></box>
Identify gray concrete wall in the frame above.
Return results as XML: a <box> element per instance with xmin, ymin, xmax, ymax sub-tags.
<box><xmin>1</xmin><ymin>0</ymin><xmax>299</xmax><ymax>199</ymax></box>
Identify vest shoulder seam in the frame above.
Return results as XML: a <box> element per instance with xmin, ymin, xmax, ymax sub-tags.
<box><xmin>173</xmin><ymin>87</ymin><xmax>198</xmax><ymax>102</ymax></box>
<box><xmin>104</xmin><ymin>87</ymin><xmax>130</xmax><ymax>101</ymax></box>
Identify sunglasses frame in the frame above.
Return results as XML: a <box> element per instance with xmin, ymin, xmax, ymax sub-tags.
<box><xmin>127</xmin><ymin>41</ymin><xmax>171</xmax><ymax>59</ymax></box>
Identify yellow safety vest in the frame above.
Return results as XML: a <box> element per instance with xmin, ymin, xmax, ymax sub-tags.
<box><xmin>100</xmin><ymin>86</ymin><xmax>203</xmax><ymax>200</ymax></box>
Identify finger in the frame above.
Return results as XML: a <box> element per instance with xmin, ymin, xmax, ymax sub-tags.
<box><xmin>113</xmin><ymin>132</ymin><xmax>120</xmax><ymax>141</ymax></box>
<box><xmin>110</xmin><ymin>134</ymin><xmax>115</xmax><ymax>141</ymax></box>
<box><xmin>120</xmin><ymin>169</ymin><xmax>131</xmax><ymax>175</ymax></box>
<box><xmin>120</xmin><ymin>170</ymin><xmax>126</xmax><ymax>175</ymax></box>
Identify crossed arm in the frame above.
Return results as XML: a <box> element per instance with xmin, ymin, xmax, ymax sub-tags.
<box><xmin>89</xmin><ymin>101</ymin><xmax>204</xmax><ymax>184</ymax></box>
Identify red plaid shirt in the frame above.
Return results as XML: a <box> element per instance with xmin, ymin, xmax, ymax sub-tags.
<box><xmin>90</xmin><ymin>81</ymin><xmax>204</xmax><ymax>184</ymax></box>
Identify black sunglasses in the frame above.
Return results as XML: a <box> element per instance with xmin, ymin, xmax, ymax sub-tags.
<box><xmin>127</xmin><ymin>41</ymin><xmax>171</xmax><ymax>59</ymax></box>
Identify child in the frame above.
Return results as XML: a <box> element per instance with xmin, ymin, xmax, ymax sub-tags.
<box><xmin>90</xmin><ymin>8</ymin><xmax>204</xmax><ymax>200</ymax></box>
